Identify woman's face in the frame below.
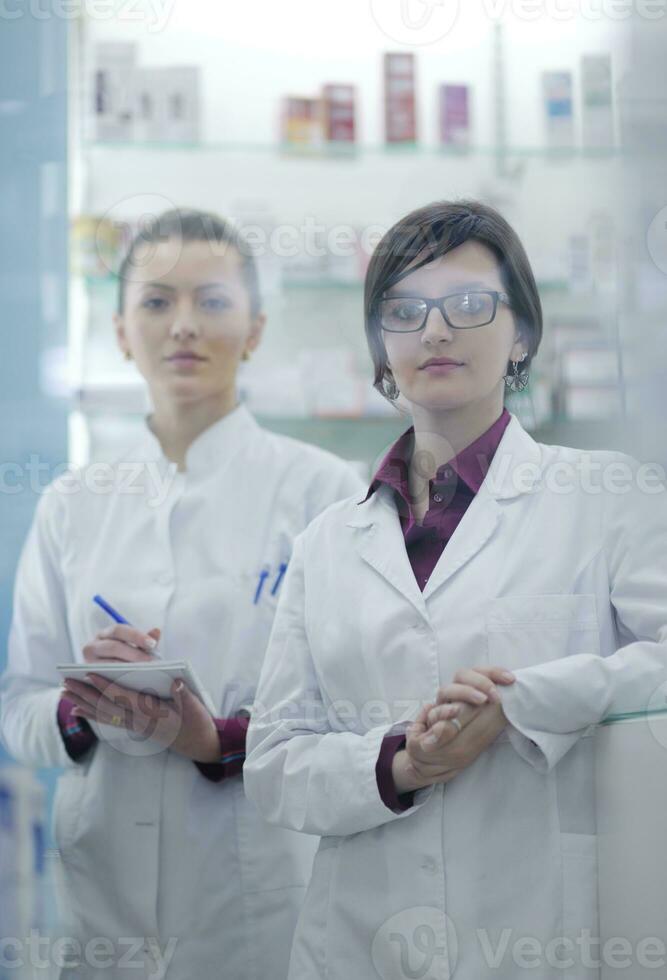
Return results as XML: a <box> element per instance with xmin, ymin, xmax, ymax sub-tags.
<box><xmin>114</xmin><ymin>237</ymin><xmax>265</xmax><ymax>406</ymax></box>
<box><xmin>380</xmin><ymin>240</ymin><xmax>526</xmax><ymax>413</ymax></box>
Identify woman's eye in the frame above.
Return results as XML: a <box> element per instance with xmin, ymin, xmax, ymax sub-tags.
<box><xmin>456</xmin><ymin>293</ymin><xmax>484</xmax><ymax>313</ymax></box>
<box><xmin>143</xmin><ymin>297</ymin><xmax>169</xmax><ymax>311</ymax></box>
<box><xmin>201</xmin><ymin>297</ymin><xmax>230</xmax><ymax>312</ymax></box>
<box><xmin>396</xmin><ymin>302</ymin><xmax>422</xmax><ymax>319</ymax></box>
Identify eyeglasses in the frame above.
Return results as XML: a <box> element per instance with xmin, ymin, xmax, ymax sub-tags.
<box><xmin>378</xmin><ymin>290</ymin><xmax>511</xmax><ymax>333</ymax></box>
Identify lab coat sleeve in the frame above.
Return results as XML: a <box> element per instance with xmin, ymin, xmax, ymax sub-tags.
<box><xmin>499</xmin><ymin>457</ymin><xmax>667</xmax><ymax>773</ymax></box>
<box><xmin>0</xmin><ymin>481</ymin><xmax>80</xmax><ymax>769</ymax></box>
<box><xmin>244</xmin><ymin>532</ymin><xmax>436</xmax><ymax>837</ymax></box>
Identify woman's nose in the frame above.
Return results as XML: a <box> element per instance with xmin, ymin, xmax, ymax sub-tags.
<box><xmin>421</xmin><ymin>305</ymin><xmax>455</xmax><ymax>343</ymax></box>
<box><xmin>170</xmin><ymin>316</ymin><xmax>200</xmax><ymax>340</ymax></box>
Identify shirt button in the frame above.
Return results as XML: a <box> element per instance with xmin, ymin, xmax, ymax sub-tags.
<box><xmin>433</xmin><ymin>493</ymin><xmax>443</xmax><ymax>503</ymax></box>
<box><xmin>443</xmin><ymin>468</ymin><xmax>452</xmax><ymax>478</ymax></box>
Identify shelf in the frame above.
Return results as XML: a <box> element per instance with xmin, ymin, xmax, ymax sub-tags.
<box><xmin>84</xmin><ymin>140</ymin><xmax>631</xmax><ymax>159</ymax></box>
<box><xmin>75</xmin><ymin>273</ymin><xmax>570</xmax><ymax>294</ymax></box>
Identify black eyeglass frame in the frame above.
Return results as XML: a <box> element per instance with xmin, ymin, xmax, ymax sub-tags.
<box><xmin>378</xmin><ymin>289</ymin><xmax>512</xmax><ymax>333</ymax></box>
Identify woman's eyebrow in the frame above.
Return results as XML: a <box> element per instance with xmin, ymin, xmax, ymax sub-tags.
<box><xmin>138</xmin><ymin>282</ymin><xmax>232</xmax><ymax>293</ymax></box>
<box><xmin>386</xmin><ymin>279</ymin><xmax>494</xmax><ymax>296</ymax></box>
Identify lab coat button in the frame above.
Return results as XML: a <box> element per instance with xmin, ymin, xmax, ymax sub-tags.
<box><xmin>421</xmin><ymin>858</ymin><xmax>438</xmax><ymax>874</ymax></box>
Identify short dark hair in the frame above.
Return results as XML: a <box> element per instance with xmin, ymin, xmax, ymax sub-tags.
<box><xmin>364</xmin><ymin>199</ymin><xmax>543</xmax><ymax>402</ymax></box>
<box><xmin>116</xmin><ymin>208</ymin><xmax>262</xmax><ymax>318</ymax></box>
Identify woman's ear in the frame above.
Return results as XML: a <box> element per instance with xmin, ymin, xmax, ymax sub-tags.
<box><xmin>245</xmin><ymin>312</ymin><xmax>267</xmax><ymax>354</ymax></box>
<box><xmin>113</xmin><ymin>312</ymin><xmax>130</xmax><ymax>359</ymax></box>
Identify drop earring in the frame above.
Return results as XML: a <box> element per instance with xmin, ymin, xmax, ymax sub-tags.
<box><xmin>503</xmin><ymin>352</ymin><xmax>529</xmax><ymax>393</ymax></box>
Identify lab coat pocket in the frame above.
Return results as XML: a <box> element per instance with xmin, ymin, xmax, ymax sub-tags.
<box><xmin>560</xmin><ymin>831</ymin><xmax>600</xmax><ymax>979</ymax></box>
<box><xmin>485</xmin><ymin>594</ymin><xmax>601</xmax><ymax>671</ymax></box>
<box><xmin>52</xmin><ymin>768</ymin><xmax>88</xmax><ymax>854</ymax></box>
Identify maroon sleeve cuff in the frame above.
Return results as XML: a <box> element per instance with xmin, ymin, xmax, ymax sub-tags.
<box><xmin>376</xmin><ymin>733</ymin><xmax>416</xmax><ymax>812</ymax></box>
<box><xmin>194</xmin><ymin>715</ymin><xmax>249</xmax><ymax>783</ymax></box>
<box><xmin>57</xmin><ymin>696</ymin><xmax>97</xmax><ymax>762</ymax></box>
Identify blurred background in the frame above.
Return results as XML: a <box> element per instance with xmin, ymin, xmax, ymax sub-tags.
<box><xmin>1</xmin><ymin>0</ymin><xmax>666</xmax><ymax>967</ymax></box>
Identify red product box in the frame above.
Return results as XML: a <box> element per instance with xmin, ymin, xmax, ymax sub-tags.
<box><xmin>322</xmin><ymin>84</ymin><xmax>357</xmax><ymax>143</ymax></box>
<box><xmin>384</xmin><ymin>52</ymin><xmax>417</xmax><ymax>143</ymax></box>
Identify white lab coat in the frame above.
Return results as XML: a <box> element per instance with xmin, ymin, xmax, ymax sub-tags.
<box><xmin>0</xmin><ymin>403</ymin><xmax>365</xmax><ymax>980</ymax></box>
<box><xmin>244</xmin><ymin>412</ymin><xmax>667</xmax><ymax>980</ymax></box>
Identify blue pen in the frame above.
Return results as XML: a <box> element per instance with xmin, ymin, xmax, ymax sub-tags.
<box><xmin>253</xmin><ymin>568</ymin><xmax>270</xmax><ymax>605</ymax></box>
<box><xmin>93</xmin><ymin>594</ymin><xmax>131</xmax><ymax>624</ymax></box>
<box><xmin>270</xmin><ymin>562</ymin><xmax>288</xmax><ymax>596</ymax></box>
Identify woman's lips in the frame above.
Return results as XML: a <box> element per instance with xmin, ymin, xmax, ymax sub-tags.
<box><xmin>421</xmin><ymin>362</ymin><xmax>462</xmax><ymax>374</ymax></box>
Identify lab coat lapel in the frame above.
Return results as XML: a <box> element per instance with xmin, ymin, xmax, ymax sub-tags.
<box><xmin>422</xmin><ymin>414</ymin><xmax>543</xmax><ymax>600</ymax></box>
<box><xmin>346</xmin><ymin>484</ymin><xmax>428</xmax><ymax>620</ymax></box>
<box><xmin>346</xmin><ymin>413</ymin><xmax>543</xmax><ymax>612</ymax></box>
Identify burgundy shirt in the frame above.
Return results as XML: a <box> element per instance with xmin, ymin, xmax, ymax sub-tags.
<box><xmin>57</xmin><ymin>697</ymin><xmax>247</xmax><ymax>781</ymax></box>
<box><xmin>367</xmin><ymin>408</ymin><xmax>512</xmax><ymax>811</ymax></box>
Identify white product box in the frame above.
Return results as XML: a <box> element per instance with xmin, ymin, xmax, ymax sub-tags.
<box><xmin>581</xmin><ymin>54</ymin><xmax>614</xmax><ymax>148</ymax></box>
<box><xmin>93</xmin><ymin>42</ymin><xmax>138</xmax><ymax>142</ymax></box>
<box><xmin>134</xmin><ymin>66</ymin><xmax>201</xmax><ymax>143</ymax></box>
<box><xmin>542</xmin><ymin>71</ymin><xmax>574</xmax><ymax>149</ymax></box>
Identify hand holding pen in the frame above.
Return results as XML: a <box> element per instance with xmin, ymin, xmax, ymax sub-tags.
<box><xmin>84</xmin><ymin>595</ymin><xmax>162</xmax><ymax>663</ymax></box>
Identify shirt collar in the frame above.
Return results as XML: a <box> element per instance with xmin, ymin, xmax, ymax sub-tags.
<box><xmin>130</xmin><ymin>401</ymin><xmax>259</xmax><ymax>475</ymax></box>
<box><xmin>361</xmin><ymin>407</ymin><xmax>512</xmax><ymax>507</ymax></box>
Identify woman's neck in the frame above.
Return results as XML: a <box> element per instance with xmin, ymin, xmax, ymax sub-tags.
<box><xmin>410</xmin><ymin>394</ymin><xmax>505</xmax><ymax>481</ymax></box>
<box><xmin>148</xmin><ymin>390</ymin><xmax>239</xmax><ymax>471</ymax></box>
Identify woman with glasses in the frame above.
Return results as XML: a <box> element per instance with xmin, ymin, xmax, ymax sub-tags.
<box><xmin>0</xmin><ymin>209</ymin><xmax>364</xmax><ymax>979</ymax></box>
<box><xmin>244</xmin><ymin>200</ymin><xmax>667</xmax><ymax>979</ymax></box>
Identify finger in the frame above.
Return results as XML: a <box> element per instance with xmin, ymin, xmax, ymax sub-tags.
<box><xmin>406</xmin><ymin>703</ymin><xmax>434</xmax><ymax>740</ymax></box>
<box><xmin>435</xmin><ymin>682</ymin><xmax>493</xmax><ymax>707</ymax></box>
<box><xmin>84</xmin><ymin>639</ymin><xmax>155</xmax><ymax>664</ymax></box>
<box><xmin>420</xmin><ymin>719</ymin><xmax>460</xmax><ymax>752</ymax></box>
<box><xmin>65</xmin><ymin>688</ymin><xmax>103</xmax><ymax>714</ymax></box>
<box><xmin>63</xmin><ymin>679</ymin><xmax>106</xmax><ymax>711</ymax></box>
<box><xmin>471</xmin><ymin>665</ymin><xmax>516</xmax><ymax>684</ymax></box>
<box><xmin>426</xmin><ymin>702</ymin><xmax>470</xmax><ymax>729</ymax></box>
<box><xmin>84</xmin><ymin>673</ymin><xmax>157</xmax><ymax>707</ymax></box>
<box><xmin>437</xmin><ymin>670</ymin><xmax>502</xmax><ymax>704</ymax></box>
<box><xmin>95</xmin><ymin>624</ymin><xmax>159</xmax><ymax>654</ymax></box>
<box><xmin>452</xmin><ymin>668</ymin><xmax>503</xmax><ymax>702</ymax></box>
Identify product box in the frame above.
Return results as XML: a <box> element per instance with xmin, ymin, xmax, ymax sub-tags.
<box><xmin>542</xmin><ymin>70</ymin><xmax>574</xmax><ymax>148</ymax></box>
<box><xmin>134</xmin><ymin>66</ymin><xmax>201</xmax><ymax>143</ymax></box>
<box><xmin>281</xmin><ymin>96</ymin><xmax>324</xmax><ymax>146</ymax></box>
<box><xmin>322</xmin><ymin>84</ymin><xmax>356</xmax><ymax>143</ymax></box>
<box><xmin>581</xmin><ymin>53</ymin><xmax>614</xmax><ymax>148</ymax></box>
<box><xmin>93</xmin><ymin>41</ymin><xmax>137</xmax><ymax>141</ymax></box>
<box><xmin>384</xmin><ymin>52</ymin><xmax>417</xmax><ymax>143</ymax></box>
<box><xmin>439</xmin><ymin>84</ymin><xmax>471</xmax><ymax>146</ymax></box>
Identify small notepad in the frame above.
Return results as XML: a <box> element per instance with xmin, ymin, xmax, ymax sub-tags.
<box><xmin>57</xmin><ymin>660</ymin><xmax>217</xmax><ymax>716</ymax></box>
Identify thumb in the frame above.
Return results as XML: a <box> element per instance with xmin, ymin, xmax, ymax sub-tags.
<box><xmin>148</xmin><ymin>627</ymin><xmax>161</xmax><ymax>641</ymax></box>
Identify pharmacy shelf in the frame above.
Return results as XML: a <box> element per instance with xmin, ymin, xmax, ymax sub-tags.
<box><xmin>84</xmin><ymin>140</ymin><xmax>634</xmax><ymax>159</ymax></box>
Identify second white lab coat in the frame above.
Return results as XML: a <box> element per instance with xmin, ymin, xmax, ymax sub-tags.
<box><xmin>245</xmin><ymin>412</ymin><xmax>667</xmax><ymax>980</ymax></box>
<box><xmin>0</xmin><ymin>403</ymin><xmax>365</xmax><ymax>980</ymax></box>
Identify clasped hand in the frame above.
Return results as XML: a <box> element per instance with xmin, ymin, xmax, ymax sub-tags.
<box><xmin>392</xmin><ymin>666</ymin><xmax>516</xmax><ymax>795</ymax></box>
<box><xmin>62</xmin><ymin>624</ymin><xmax>221</xmax><ymax>763</ymax></box>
